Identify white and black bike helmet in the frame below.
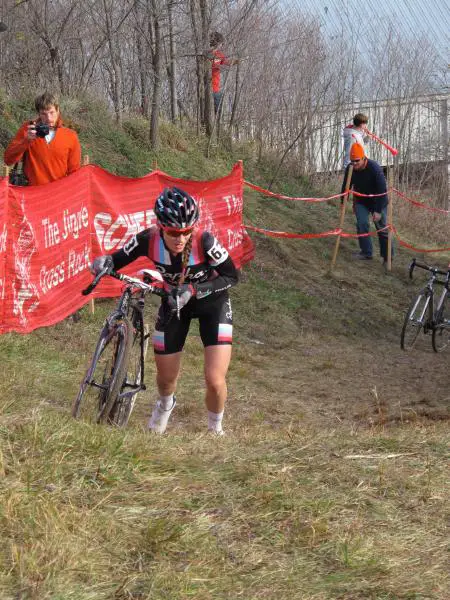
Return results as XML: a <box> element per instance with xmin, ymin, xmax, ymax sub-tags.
<box><xmin>154</xmin><ymin>187</ymin><xmax>199</xmax><ymax>229</ymax></box>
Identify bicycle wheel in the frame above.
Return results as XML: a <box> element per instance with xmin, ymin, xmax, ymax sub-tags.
<box><xmin>400</xmin><ymin>290</ymin><xmax>430</xmax><ymax>351</ymax></box>
<box><xmin>109</xmin><ymin>324</ymin><xmax>150</xmax><ymax>427</ymax></box>
<box><xmin>72</xmin><ymin>317</ymin><xmax>133</xmax><ymax>423</ymax></box>
<box><xmin>432</xmin><ymin>294</ymin><xmax>450</xmax><ymax>352</ymax></box>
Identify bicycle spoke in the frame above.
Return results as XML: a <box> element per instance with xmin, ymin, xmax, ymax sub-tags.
<box><xmin>110</xmin><ymin>324</ymin><xmax>149</xmax><ymax>427</ymax></box>
<box><xmin>72</xmin><ymin>329</ymin><xmax>117</xmax><ymax>422</ymax></box>
<box><xmin>72</xmin><ymin>320</ymin><xmax>132</xmax><ymax>423</ymax></box>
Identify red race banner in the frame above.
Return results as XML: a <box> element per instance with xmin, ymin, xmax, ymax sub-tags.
<box><xmin>0</xmin><ymin>162</ymin><xmax>254</xmax><ymax>334</ymax></box>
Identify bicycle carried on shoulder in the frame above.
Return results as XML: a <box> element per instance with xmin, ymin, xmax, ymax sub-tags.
<box><xmin>400</xmin><ymin>258</ymin><xmax>450</xmax><ymax>352</ymax></box>
<box><xmin>72</xmin><ymin>268</ymin><xmax>166</xmax><ymax>426</ymax></box>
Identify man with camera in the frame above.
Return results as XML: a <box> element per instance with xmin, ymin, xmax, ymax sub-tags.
<box><xmin>4</xmin><ymin>91</ymin><xmax>81</xmax><ymax>186</ymax></box>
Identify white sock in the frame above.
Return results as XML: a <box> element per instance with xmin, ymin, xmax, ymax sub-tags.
<box><xmin>159</xmin><ymin>394</ymin><xmax>175</xmax><ymax>410</ymax></box>
<box><xmin>208</xmin><ymin>410</ymin><xmax>224</xmax><ymax>432</ymax></box>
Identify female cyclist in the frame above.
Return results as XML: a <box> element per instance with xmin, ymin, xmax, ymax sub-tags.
<box><xmin>91</xmin><ymin>187</ymin><xmax>238</xmax><ymax>435</ymax></box>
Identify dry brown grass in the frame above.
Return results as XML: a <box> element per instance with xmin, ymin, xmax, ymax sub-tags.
<box><xmin>1</xmin><ymin>167</ymin><xmax>449</xmax><ymax>600</ymax></box>
<box><xmin>1</xmin><ymin>288</ymin><xmax>449</xmax><ymax>599</ymax></box>
<box><xmin>393</xmin><ymin>187</ymin><xmax>450</xmax><ymax>254</ymax></box>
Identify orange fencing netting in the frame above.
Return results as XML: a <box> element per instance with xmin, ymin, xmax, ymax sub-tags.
<box><xmin>243</xmin><ymin>181</ymin><xmax>450</xmax><ymax>253</ymax></box>
<box><xmin>0</xmin><ymin>162</ymin><xmax>254</xmax><ymax>334</ymax></box>
<box><xmin>1</xmin><ymin>161</ymin><xmax>448</xmax><ymax>334</ymax></box>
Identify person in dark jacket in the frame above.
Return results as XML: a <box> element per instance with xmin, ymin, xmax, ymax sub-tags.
<box><xmin>91</xmin><ymin>188</ymin><xmax>238</xmax><ymax>436</ymax></box>
<box><xmin>341</xmin><ymin>142</ymin><xmax>392</xmax><ymax>263</ymax></box>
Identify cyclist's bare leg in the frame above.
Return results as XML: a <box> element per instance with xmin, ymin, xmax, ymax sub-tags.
<box><xmin>204</xmin><ymin>345</ymin><xmax>232</xmax><ymax>432</ymax></box>
<box><xmin>154</xmin><ymin>351</ymin><xmax>182</xmax><ymax>396</ymax></box>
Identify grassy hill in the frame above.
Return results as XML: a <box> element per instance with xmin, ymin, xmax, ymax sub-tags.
<box><xmin>0</xmin><ymin>94</ymin><xmax>449</xmax><ymax>600</ymax></box>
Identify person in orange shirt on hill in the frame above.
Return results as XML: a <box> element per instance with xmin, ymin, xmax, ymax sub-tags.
<box><xmin>209</xmin><ymin>31</ymin><xmax>238</xmax><ymax>116</ymax></box>
<box><xmin>4</xmin><ymin>91</ymin><xmax>81</xmax><ymax>186</ymax></box>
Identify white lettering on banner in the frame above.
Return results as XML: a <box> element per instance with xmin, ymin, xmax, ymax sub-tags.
<box><xmin>103</xmin><ymin>216</ymin><xmax>123</xmax><ymax>250</ymax></box>
<box><xmin>0</xmin><ymin>224</ymin><xmax>6</xmax><ymax>252</ymax></box>
<box><xmin>93</xmin><ymin>213</ymin><xmax>112</xmax><ymax>246</ymax></box>
<box><xmin>67</xmin><ymin>243</ymin><xmax>90</xmax><ymax>278</ymax></box>
<box><xmin>223</xmin><ymin>194</ymin><xmax>242</xmax><ymax>216</ymax></box>
<box><xmin>227</xmin><ymin>228</ymin><xmax>243</xmax><ymax>251</ymax></box>
<box><xmin>42</xmin><ymin>217</ymin><xmax>60</xmax><ymax>248</ymax></box>
<box><xmin>62</xmin><ymin>206</ymin><xmax>89</xmax><ymax>241</ymax></box>
<box><xmin>39</xmin><ymin>243</ymin><xmax>90</xmax><ymax>295</ymax></box>
<box><xmin>40</xmin><ymin>261</ymin><xmax>65</xmax><ymax>294</ymax></box>
<box><xmin>94</xmin><ymin>210</ymin><xmax>155</xmax><ymax>252</ymax></box>
<box><xmin>14</xmin><ymin>201</ymin><xmax>40</xmax><ymax>326</ymax></box>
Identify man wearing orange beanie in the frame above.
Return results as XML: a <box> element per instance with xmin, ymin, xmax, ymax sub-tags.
<box><xmin>341</xmin><ymin>142</ymin><xmax>392</xmax><ymax>264</ymax></box>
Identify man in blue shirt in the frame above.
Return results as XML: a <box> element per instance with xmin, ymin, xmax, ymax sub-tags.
<box><xmin>342</xmin><ymin>142</ymin><xmax>392</xmax><ymax>264</ymax></box>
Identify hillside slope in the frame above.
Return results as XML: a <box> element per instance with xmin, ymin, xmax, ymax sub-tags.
<box><xmin>0</xmin><ymin>96</ymin><xmax>448</xmax><ymax>599</ymax></box>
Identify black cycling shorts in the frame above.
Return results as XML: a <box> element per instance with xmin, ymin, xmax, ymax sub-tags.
<box><xmin>152</xmin><ymin>292</ymin><xmax>233</xmax><ymax>355</ymax></box>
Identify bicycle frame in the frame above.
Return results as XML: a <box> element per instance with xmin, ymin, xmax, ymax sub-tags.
<box><xmin>73</xmin><ymin>268</ymin><xmax>167</xmax><ymax>424</ymax></box>
<box><xmin>117</xmin><ymin>287</ymin><xmax>148</xmax><ymax>401</ymax></box>
<box><xmin>409</xmin><ymin>259</ymin><xmax>449</xmax><ymax>332</ymax></box>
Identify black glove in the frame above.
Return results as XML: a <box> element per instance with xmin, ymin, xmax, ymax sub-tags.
<box><xmin>90</xmin><ymin>255</ymin><xmax>114</xmax><ymax>275</ymax></box>
<box><xmin>166</xmin><ymin>284</ymin><xmax>196</xmax><ymax>314</ymax></box>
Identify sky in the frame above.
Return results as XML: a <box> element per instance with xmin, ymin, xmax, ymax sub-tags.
<box><xmin>284</xmin><ymin>0</ymin><xmax>449</xmax><ymax>87</ymax></box>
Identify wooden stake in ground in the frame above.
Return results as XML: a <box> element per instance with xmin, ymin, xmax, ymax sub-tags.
<box><xmin>330</xmin><ymin>165</ymin><xmax>353</xmax><ymax>270</ymax></box>
<box><xmin>386</xmin><ymin>164</ymin><xmax>393</xmax><ymax>272</ymax></box>
<box><xmin>83</xmin><ymin>155</ymin><xmax>95</xmax><ymax>315</ymax></box>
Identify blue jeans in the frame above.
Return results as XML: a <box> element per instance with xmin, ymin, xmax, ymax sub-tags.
<box><xmin>213</xmin><ymin>91</ymin><xmax>223</xmax><ymax>115</ymax></box>
<box><xmin>354</xmin><ymin>202</ymin><xmax>392</xmax><ymax>259</ymax></box>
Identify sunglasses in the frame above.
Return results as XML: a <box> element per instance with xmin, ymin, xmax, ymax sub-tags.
<box><xmin>163</xmin><ymin>227</ymin><xmax>194</xmax><ymax>238</ymax></box>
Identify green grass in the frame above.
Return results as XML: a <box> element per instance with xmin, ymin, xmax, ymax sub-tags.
<box><xmin>0</xmin><ymin>94</ymin><xmax>449</xmax><ymax>599</ymax></box>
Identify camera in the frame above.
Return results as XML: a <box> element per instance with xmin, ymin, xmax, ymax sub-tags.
<box><xmin>35</xmin><ymin>122</ymin><xmax>50</xmax><ymax>138</ymax></box>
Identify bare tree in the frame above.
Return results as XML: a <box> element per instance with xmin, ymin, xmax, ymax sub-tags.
<box><xmin>0</xmin><ymin>0</ymin><xmax>443</xmax><ymax>190</ymax></box>
<box><xmin>166</xmin><ymin>0</ymin><xmax>177</xmax><ymax>122</ymax></box>
<box><xmin>148</xmin><ymin>0</ymin><xmax>163</xmax><ymax>148</ymax></box>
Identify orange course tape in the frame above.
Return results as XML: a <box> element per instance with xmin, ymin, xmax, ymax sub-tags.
<box><xmin>244</xmin><ymin>225</ymin><xmax>389</xmax><ymax>239</ymax></box>
<box><xmin>392</xmin><ymin>227</ymin><xmax>450</xmax><ymax>253</ymax></box>
<box><xmin>244</xmin><ymin>180</ymin><xmax>346</xmax><ymax>202</ymax></box>
<box><xmin>393</xmin><ymin>188</ymin><xmax>450</xmax><ymax>214</ymax></box>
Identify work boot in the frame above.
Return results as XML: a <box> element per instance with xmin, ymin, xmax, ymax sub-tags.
<box><xmin>353</xmin><ymin>251</ymin><xmax>373</xmax><ymax>260</ymax></box>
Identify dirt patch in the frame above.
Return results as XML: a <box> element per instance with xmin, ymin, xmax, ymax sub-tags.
<box><xmin>229</xmin><ymin>330</ymin><xmax>450</xmax><ymax>431</ymax></box>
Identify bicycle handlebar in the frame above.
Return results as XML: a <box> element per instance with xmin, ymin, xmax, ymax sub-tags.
<box><xmin>82</xmin><ymin>267</ymin><xmax>109</xmax><ymax>295</ymax></box>
<box><xmin>408</xmin><ymin>258</ymin><xmax>450</xmax><ymax>280</ymax></box>
<box><xmin>82</xmin><ymin>269</ymin><xmax>168</xmax><ymax>298</ymax></box>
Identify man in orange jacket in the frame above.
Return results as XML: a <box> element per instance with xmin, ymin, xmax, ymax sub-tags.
<box><xmin>4</xmin><ymin>91</ymin><xmax>81</xmax><ymax>186</ymax></box>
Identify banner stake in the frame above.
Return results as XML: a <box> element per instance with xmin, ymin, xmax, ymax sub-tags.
<box><xmin>386</xmin><ymin>165</ymin><xmax>393</xmax><ymax>271</ymax></box>
<box><xmin>83</xmin><ymin>155</ymin><xmax>95</xmax><ymax>314</ymax></box>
